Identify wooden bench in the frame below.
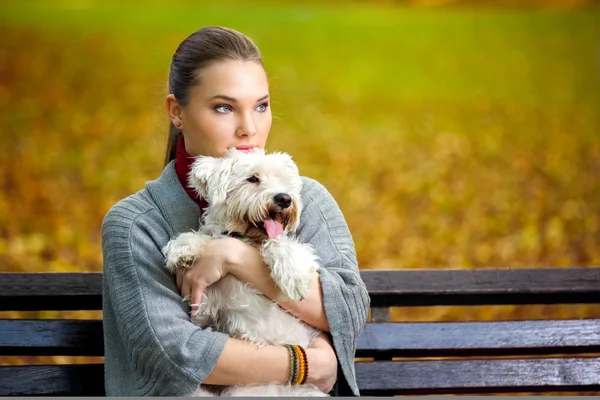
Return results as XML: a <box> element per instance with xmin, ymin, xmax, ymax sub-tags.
<box><xmin>1</xmin><ymin>267</ymin><xmax>600</xmax><ymax>396</ymax></box>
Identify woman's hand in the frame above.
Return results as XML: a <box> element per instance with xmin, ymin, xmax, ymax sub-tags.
<box><xmin>175</xmin><ymin>237</ymin><xmax>241</xmax><ymax>308</ymax></box>
<box><xmin>305</xmin><ymin>332</ymin><xmax>338</xmax><ymax>393</ymax></box>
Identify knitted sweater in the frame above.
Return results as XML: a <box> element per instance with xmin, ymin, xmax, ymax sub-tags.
<box><xmin>101</xmin><ymin>160</ymin><xmax>370</xmax><ymax>396</ymax></box>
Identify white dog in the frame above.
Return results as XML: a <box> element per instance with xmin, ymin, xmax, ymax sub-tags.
<box><xmin>162</xmin><ymin>148</ymin><xmax>326</xmax><ymax>397</ymax></box>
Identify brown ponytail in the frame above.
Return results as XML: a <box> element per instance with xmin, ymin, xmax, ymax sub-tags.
<box><xmin>164</xmin><ymin>121</ymin><xmax>181</xmax><ymax>166</ymax></box>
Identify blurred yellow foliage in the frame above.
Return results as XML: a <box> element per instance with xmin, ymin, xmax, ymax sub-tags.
<box><xmin>0</xmin><ymin>2</ymin><xmax>599</xmax><ymax>328</ymax></box>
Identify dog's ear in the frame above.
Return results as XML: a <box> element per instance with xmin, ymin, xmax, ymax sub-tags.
<box><xmin>188</xmin><ymin>156</ymin><xmax>235</xmax><ymax>205</ymax></box>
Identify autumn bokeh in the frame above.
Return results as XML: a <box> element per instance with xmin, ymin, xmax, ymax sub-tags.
<box><xmin>1</xmin><ymin>0</ymin><xmax>599</xmax><ymax>329</ymax></box>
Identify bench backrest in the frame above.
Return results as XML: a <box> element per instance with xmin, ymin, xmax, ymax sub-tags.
<box><xmin>1</xmin><ymin>267</ymin><xmax>600</xmax><ymax>396</ymax></box>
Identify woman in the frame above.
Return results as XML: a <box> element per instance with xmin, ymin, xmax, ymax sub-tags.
<box><xmin>101</xmin><ymin>26</ymin><xmax>370</xmax><ymax>397</ymax></box>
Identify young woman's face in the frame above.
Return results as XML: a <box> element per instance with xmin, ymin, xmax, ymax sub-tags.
<box><xmin>167</xmin><ymin>60</ymin><xmax>272</xmax><ymax>157</ymax></box>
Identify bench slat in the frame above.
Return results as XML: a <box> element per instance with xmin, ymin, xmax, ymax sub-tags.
<box><xmin>0</xmin><ymin>320</ymin><xmax>104</xmax><ymax>356</ymax></box>
<box><xmin>356</xmin><ymin>357</ymin><xmax>600</xmax><ymax>395</ymax></box>
<box><xmin>362</xmin><ymin>267</ymin><xmax>600</xmax><ymax>307</ymax></box>
<box><xmin>3</xmin><ymin>319</ymin><xmax>599</xmax><ymax>358</ymax></box>
<box><xmin>356</xmin><ymin>319</ymin><xmax>600</xmax><ymax>357</ymax></box>
<box><xmin>0</xmin><ymin>273</ymin><xmax>102</xmax><ymax>311</ymax></box>
<box><xmin>1</xmin><ymin>358</ymin><xmax>598</xmax><ymax>396</ymax></box>
<box><xmin>0</xmin><ymin>364</ymin><xmax>105</xmax><ymax>396</ymax></box>
<box><xmin>2</xmin><ymin>268</ymin><xmax>599</xmax><ymax>311</ymax></box>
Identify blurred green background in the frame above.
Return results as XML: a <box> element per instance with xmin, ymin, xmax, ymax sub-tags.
<box><xmin>1</xmin><ymin>0</ymin><xmax>599</xmax><ymax>328</ymax></box>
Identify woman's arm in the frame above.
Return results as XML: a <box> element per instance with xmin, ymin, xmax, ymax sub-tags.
<box><xmin>290</xmin><ymin>178</ymin><xmax>370</xmax><ymax>396</ymax></box>
<box><xmin>175</xmin><ymin>235</ymin><xmax>330</xmax><ymax>332</ymax></box>
<box><xmin>203</xmin><ymin>332</ymin><xmax>337</xmax><ymax>392</ymax></box>
<box><xmin>221</xmin><ymin>239</ymin><xmax>331</xmax><ymax>332</ymax></box>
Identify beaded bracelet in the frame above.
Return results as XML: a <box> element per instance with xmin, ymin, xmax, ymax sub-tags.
<box><xmin>292</xmin><ymin>345</ymin><xmax>305</xmax><ymax>385</ymax></box>
<box><xmin>284</xmin><ymin>344</ymin><xmax>309</xmax><ymax>385</ymax></box>
<box><xmin>297</xmin><ymin>345</ymin><xmax>309</xmax><ymax>385</ymax></box>
<box><xmin>284</xmin><ymin>344</ymin><xmax>297</xmax><ymax>385</ymax></box>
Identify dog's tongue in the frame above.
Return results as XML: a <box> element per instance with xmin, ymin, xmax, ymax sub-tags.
<box><xmin>264</xmin><ymin>218</ymin><xmax>284</xmax><ymax>239</ymax></box>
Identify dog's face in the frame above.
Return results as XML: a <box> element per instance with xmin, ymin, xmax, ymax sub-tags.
<box><xmin>189</xmin><ymin>148</ymin><xmax>303</xmax><ymax>242</ymax></box>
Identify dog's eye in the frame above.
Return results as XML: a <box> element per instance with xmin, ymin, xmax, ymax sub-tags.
<box><xmin>246</xmin><ymin>176</ymin><xmax>260</xmax><ymax>183</ymax></box>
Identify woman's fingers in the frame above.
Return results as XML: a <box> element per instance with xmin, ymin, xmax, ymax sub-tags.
<box><xmin>180</xmin><ymin>281</ymin><xmax>191</xmax><ymax>302</ymax></box>
<box><xmin>176</xmin><ymin>267</ymin><xmax>207</xmax><ymax>309</ymax></box>
<box><xmin>173</xmin><ymin>239</ymin><xmax>234</xmax><ymax>310</ymax></box>
<box><xmin>175</xmin><ymin>269</ymin><xmax>183</xmax><ymax>291</ymax></box>
<box><xmin>191</xmin><ymin>285</ymin><xmax>206</xmax><ymax>309</ymax></box>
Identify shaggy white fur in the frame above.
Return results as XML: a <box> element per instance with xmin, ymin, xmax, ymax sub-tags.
<box><xmin>162</xmin><ymin>148</ymin><xmax>326</xmax><ymax>397</ymax></box>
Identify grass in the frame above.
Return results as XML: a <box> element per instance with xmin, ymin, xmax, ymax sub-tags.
<box><xmin>0</xmin><ymin>0</ymin><xmax>599</xmax><ymax>323</ymax></box>
<box><xmin>3</xmin><ymin>1</ymin><xmax>597</xmax><ymax>104</ymax></box>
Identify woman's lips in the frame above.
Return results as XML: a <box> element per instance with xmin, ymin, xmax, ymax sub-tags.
<box><xmin>235</xmin><ymin>145</ymin><xmax>256</xmax><ymax>152</ymax></box>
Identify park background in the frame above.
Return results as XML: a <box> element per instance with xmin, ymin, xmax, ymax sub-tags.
<box><xmin>1</xmin><ymin>0</ymin><xmax>599</xmax><ymax>373</ymax></box>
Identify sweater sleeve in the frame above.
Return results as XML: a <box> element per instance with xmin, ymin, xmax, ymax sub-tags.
<box><xmin>297</xmin><ymin>178</ymin><xmax>370</xmax><ymax>396</ymax></box>
<box><xmin>101</xmin><ymin>199</ymin><xmax>229</xmax><ymax>396</ymax></box>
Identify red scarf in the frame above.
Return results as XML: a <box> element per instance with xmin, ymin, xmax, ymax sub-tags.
<box><xmin>174</xmin><ymin>135</ymin><xmax>209</xmax><ymax>215</ymax></box>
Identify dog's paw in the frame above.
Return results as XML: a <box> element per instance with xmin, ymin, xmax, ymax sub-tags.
<box><xmin>162</xmin><ymin>232</ymin><xmax>211</xmax><ymax>272</ymax></box>
<box><xmin>163</xmin><ymin>242</ymin><xmax>195</xmax><ymax>271</ymax></box>
<box><xmin>170</xmin><ymin>251</ymin><xmax>196</xmax><ymax>270</ymax></box>
<box><xmin>261</xmin><ymin>237</ymin><xmax>319</xmax><ymax>301</ymax></box>
<box><xmin>273</xmin><ymin>266</ymin><xmax>312</xmax><ymax>302</ymax></box>
<box><xmin>286</xmin><ymin>271</ymin><xmax>313</xmax><ymax>302</ymax></box>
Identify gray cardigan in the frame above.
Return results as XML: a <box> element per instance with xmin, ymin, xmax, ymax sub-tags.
<box><xmin>101</xmin><ymin>160</ymin><xmax>369</xmax><ymax>396</ymax></box>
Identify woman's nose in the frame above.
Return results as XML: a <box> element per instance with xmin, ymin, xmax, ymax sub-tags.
<box><xmin>236</xmin><ymin>113</ymin><xmax>257</xmax><ymax>137</ymax></box>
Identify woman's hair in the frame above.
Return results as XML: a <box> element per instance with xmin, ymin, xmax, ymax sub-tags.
<box><xmin>164</xmin><ymin>26</ymin><xmax>263</xmax><ymax>165</ymax></box>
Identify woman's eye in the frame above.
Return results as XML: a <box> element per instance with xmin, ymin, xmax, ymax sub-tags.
<box><xmin>246</xmin><ymin>176</ymin><xmax>260</xmax><ymax>183</ymax></box>
<box><xmin>214</xmin><ymin>104</ymin><xmax>232</xmax><ymax>113</ymax></box>
<box><xmin>256</xmin><ymin>102</ymin><xmax>269</xmax><ymax>112</ymax></box>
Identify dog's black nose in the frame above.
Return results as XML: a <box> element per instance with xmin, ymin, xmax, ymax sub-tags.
<box><xmin>274</xmin><ymin>193</ymin><xmax>292</xmax><ymax>209</ymax></box>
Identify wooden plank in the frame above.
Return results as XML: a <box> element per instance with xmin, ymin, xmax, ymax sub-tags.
<box><xmin>356</xmin><ymin>319</ymin><xmax>600</xmax><ymax>357</ymax></box>
<box><xmin>2</xmin><ymin>358</ymin><xmax>598</xmax><ymax>396</ymax></box>
<box><xmin>362</xmin><ymin>267</ymin><xmax>600</xmax><ymax>307</ymax></box>
<box><xmin>3</xmin><ymin>318</ymin><xmax>598</xmax><ymax>359</ymax></box>
<box><xmin>356</xmin><ymin>357</ymin><xmax>600</xmax><ymax>395</ymax></box>
<box><xmin>0</xmin><ymin>364</ymin><xmax>105</xmax><ymax>396</ymax></box>
<box><xmin>0</xmin><ymin>320</ymin><xmax>103</xmax><ymax>356</ymax></box>
<box><xmin>0</xmin><ymin>273</ymin><xmax>102</xmax><ymax>311</ymax></box>
<box><xmin>1</xmin><ymin>267</ymin><xmax>600</xmax><ymax>310</ymax></box>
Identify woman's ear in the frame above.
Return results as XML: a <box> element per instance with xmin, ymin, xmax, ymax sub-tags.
<box><xmin>166</xmin><ymin>94</ymin><xmax>183</xmax><ymax>128</ymax></box>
